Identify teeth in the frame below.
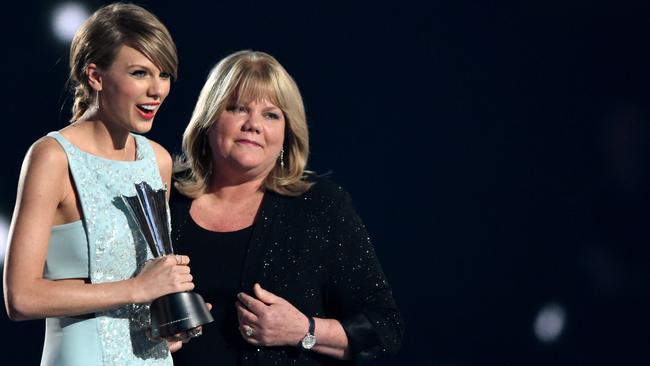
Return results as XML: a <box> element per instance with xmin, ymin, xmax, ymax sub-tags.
<box><xmin>139</xmin><ymin>105</ymin><xmax>156</xmax><ymax>111</ymax></box>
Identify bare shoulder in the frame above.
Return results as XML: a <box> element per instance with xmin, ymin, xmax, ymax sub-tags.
<box><xmin>15</xmin><ymin>136</ymin><xmax>70</xmax><ymax>205</ymax></box>
<box><xmin>24</xmin><ymin>136</ymin><xmax>68</xmax><ymax>172</ymax></box>
<box><xmin>147</xmin><ymin>139</ymin><xmax>172</xmax><ymax>168</ymax></box>
<box><xmin>146</xmin><ymin>138</ymin><xmax>172</xmax><ymax>190</ymax></box>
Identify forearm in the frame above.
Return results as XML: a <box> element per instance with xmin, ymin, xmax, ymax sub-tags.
<box><xmin>310</xmin><ymin>317</ymin><xmax>350</xmax><ymax>360</ymax></box>
<box><xmin>6</xmin><ymin>277</ymin><xmax>137</xmax><ymax>320</ymax></box>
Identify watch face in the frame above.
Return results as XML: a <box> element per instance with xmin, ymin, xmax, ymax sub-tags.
<box><xmin>301</xmin><ymin>334</ymin><xmax>316</xmax><ymax>349</ymax></box>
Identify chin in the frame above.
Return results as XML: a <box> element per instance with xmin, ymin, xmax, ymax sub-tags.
<box><xmin>240</xmin><ymin>158</ymin><xmax>269</xmax><ymax>168</ymax></box>
<box><xmin>132</xmin><ymin>121</ymin><xmax>154</xmax><ymax>134</ymax></box>
<box><xmin>230</xmin><ymin>161</ymin><xmax>263</xmax><ymax>173</ymax></box>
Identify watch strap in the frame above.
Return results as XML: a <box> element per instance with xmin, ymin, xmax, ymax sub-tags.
<box><xmin>300</xmin><ymin>316</ymin><xmax>317</xmax><ymax>350</ymax></box>
<box><xmin>307</xmin><ymin>316</ymin><xmax>315</xmax><ymax>336</ymax></box>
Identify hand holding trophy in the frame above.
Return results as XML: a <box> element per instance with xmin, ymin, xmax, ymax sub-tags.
<box><xmin>122</xmin><ymin>181</ymin><xmax>213</xmax><ymax>339</ymax></box>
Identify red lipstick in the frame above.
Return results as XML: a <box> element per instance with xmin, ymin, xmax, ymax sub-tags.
<box><xmin>135</xmin><ymin>103</ymin><xmax>159</xmax><ymax>120</ymax></box>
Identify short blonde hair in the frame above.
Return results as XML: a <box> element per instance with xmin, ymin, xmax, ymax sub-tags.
<box><xmin>175</xmin><ymin>50</ymin><xmax>312</xmax><ymax>197</ymax></box>
<box><xmin>69</xmin><ymin>3</ymin><xmax>178</xmax><ymax>122</ymax></box>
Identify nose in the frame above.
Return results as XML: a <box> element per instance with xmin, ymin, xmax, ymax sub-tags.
<box><xmin>147</xmin><ymin>76</ymin><xmax>167</xmax><ymax>100</ymax></box>
<box><xmin>242</xmin><ymin>112</ymin><xmax>263</xmax><ymax>134</ymax></box>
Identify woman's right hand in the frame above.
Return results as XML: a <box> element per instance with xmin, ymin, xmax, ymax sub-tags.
<box><xmin>131</xmin><ymin>254</ymin><xmax>194</xmax><ymax>303</ymax></box>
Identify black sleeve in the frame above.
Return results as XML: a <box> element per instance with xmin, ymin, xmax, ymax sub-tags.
<box><xmin>326</xmin><ymin>189</ymin><xmax>404</xmax><ymax>362</ymax></box>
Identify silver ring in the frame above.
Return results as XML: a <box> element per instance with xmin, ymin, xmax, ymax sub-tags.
<box><xmin>245</xmin><ymin>326</ymin><xmax>254</xmax><ymax>337</ymax></box>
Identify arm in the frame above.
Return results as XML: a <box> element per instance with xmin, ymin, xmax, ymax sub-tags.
<box><xmin>3</xmin><ymin>138</ymin><xmax>193</xmax><ymax>321</ymax></box>
<box><xmin>234</xmin><ymin>187</ymin><xmax>403</xmax><ymax>360</ymax></box>
<box><xmin>326</xmin><ymin>190</ymin><xmax>405</xmax><ymax>361</ymax></box>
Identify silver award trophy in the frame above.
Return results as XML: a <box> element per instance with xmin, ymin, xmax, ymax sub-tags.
<box><xmin>122</xmin><ymin>181</ymin><xmax>213</xmax><ymax>338</ymax></box>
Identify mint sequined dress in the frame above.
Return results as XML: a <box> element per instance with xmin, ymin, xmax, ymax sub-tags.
<box><xmin>41</xmin><ymin>131</ymin><xmax>172</xmax><ymax>365</ymax></box>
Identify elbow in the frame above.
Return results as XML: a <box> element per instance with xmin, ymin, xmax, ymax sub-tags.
<box><xmin>344</xmin><ymin>310</ymin><xmax>405</xmax><ymax>359</ymax></box>
<box><xmin>5</xmin><ymin>290</ymin><xmax>39</xmax><ymax>321</ymax></box>
<box><xmin>382</xmin><ymin>335</ymin><xmax>403</xmax><ymax>356</ymax></box>
<box><xmin>6</xmin><ymin>307</ymin><xmax>29</xmax><ymax>321</ymax></box>
<box><xmin>6</xmin><ymin>303</ymin><xmax>29</xmax><ymax>321</ymax></box>
<box><xmin>353</xmin><ymin>334</ymin><xmax>403</xmax><ymax>361</ymax></box>
<box><xmin>385</xmin><ymin>316</ymin><xmax>405</xmax><ymax>355</ymax></box>
<box><xmin>382</xmin><ymin>313</ymin><xmax>405</xmax><ymax>355</ymax></box>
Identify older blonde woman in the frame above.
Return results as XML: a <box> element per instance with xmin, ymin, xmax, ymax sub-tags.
<box><xmin>170</xmin><ymin>50</ymin><xmax>403</xmax><ymax>365</ymax></box>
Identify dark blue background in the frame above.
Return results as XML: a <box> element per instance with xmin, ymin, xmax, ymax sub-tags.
<box><xmin>1</xmin><ymin>1</ymin><xmax>649</xmax><ymax>364</ymax></box>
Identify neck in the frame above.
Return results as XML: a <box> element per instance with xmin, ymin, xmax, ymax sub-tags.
<box><xmin>74</xmin><ymin>113</ymin><xmax>133</xmax><ymax>159</ymax></box>
<box><xmin>206</xmin><ymin>173</ymin><xmax>266</xmax><ymax>204</ymax></box>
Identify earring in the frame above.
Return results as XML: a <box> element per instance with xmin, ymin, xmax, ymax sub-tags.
<box><xmin>94</xmin><ymin>90</ymin><xmax>100</xmax><ymax>111</ymax></box>
<box><xmin>279</xmin><ymin>148</ymin><xmax>285</xmax><ymax>169</ymax></box>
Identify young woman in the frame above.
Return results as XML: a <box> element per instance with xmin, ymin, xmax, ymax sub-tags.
<box><xmin>3</xmin><ymin>4</ymin><xmax>193</xmax><ymax>365</ymax></box>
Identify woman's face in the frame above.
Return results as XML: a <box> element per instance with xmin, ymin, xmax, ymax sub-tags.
<box><xmin>96</xmin><ymin>45</ymin><xmax>171</xmax><ymax>134</ymax></box>
<box><xmin>209</xmin><ymin>98</ymin><xmax>285</xmax><ymax>179</ymax></box>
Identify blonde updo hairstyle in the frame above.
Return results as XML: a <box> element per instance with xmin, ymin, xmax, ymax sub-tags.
<box><xmin>68</xmin><ymin>2</ymin><xmax>178</xmax><ymax>122</ymax></box>
<box><xmin>175</xmin><ymin>50</ymin><xmax>312</xmax><ymax>197</ymax></box>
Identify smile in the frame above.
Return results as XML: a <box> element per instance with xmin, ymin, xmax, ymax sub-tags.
<box><xmin>235</xmin><ymin>139</ymin><xmax>262</xmax><ymax>147</ymax></box>
<box><xmin>135</xmin><ymin>104</ymin><xmax>159</xmax><ymax>119</ymax></box>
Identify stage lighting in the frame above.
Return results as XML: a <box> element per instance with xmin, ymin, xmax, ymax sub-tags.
<box><xmin>51</xmin><ymin>3</ymin><xmax>89</xmax><ymax>43</ymax></box>
<box><xmin>0</xmin><ymin>215</ymin><xmax>8</xmax><ymax>266</ymax></box>
<box><xmin>534</xmin><ymin>302</ymin><xmax>566</xmax><ymax>343</ymax></box>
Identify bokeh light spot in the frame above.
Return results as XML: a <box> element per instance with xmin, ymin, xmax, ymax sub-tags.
<box><xmin>52</xmin><ymin>3</ymin><xmax>89</xmax><ymax>43</ymax></box>
<box><xmin>534</xmin><ymin>302</ymin><xmax>566</xmax><ymax>343</ymax></box>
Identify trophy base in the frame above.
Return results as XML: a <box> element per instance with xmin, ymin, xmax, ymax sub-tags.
<box><xmin>149</xmin><ymin>292</ymin><xmax>214</xmax><ymax>338</ymax></box>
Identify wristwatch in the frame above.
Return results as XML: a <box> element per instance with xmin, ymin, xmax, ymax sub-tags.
<box><xmin>300</xmin><ymin>316</ymin><xmax>316</xmax><ymax>350</ymax></box>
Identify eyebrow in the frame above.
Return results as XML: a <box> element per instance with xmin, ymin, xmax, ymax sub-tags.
<box><xmin>259</xmin><ymin>105</ymin><xmax>282</xmax><ymax>111</ymax></box>
<box><xmin>127</xmin><ymin>64</ymin><xmax>160</xmax><ymax>72</ymax></box>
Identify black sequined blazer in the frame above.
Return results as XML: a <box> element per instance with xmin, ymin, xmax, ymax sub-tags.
<box><xmin>179</xmin><ymin>177</ymin><xmax>404</xmax><ymax>365</ymax></box>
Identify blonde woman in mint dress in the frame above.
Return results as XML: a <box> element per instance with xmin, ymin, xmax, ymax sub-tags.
<box><xmin>3</xmin><ymin>4</ymin><xmax>195</xmax><ymax>365</ymax></box>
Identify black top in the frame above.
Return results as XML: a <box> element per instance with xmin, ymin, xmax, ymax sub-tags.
<box><xmin>170</xmin><ymin>177</ymin><xmax>404</xmax><ymax>365</ymax></box>
<box><xmin>170</xmin><ymin>191</ymin><xmax>252</xmax><ymax>366</ymax></box>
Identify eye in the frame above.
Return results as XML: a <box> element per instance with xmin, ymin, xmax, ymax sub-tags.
<box><xmin>130</xmin><ymin>70</ymin><xmax>148</xmax><ymax>77</ymax></box>
<box><xmin>160</xmin><ymin>72</ymin><xmax>171</xmax><ymax>80</ymax></box>
<box><xmin>265</xmin><ymin>112</ymin><xmax>282</xmax><ymax>120</ymax></box>
<box><xmin>227</xmin><ymin>105</ymin><xmax>248</xmax><ymax>114</ymax></box>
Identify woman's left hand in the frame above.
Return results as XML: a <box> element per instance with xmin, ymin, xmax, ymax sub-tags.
<box><xmin>236</xmin><ymin>283</ymin><xmax>309</xmax><ymax>347</ymax></box>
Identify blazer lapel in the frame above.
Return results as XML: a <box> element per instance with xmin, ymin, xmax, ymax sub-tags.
<box><xmin>240</xmin><ymin>190</ymin><xmax>279</xmax><ymax>291</ymax></box>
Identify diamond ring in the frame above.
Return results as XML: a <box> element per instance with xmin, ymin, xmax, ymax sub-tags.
<box><xmin>245</xmin><ymin>326</ymin><xmax>255</xmax><ymax>337</ymax></box>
